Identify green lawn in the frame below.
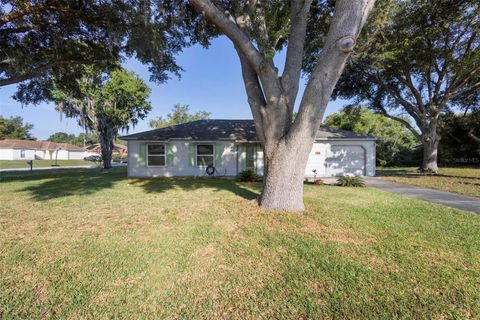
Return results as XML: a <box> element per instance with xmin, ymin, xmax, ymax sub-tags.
<box><xmin>1</xmin><ymin>168</ymin><xmax>479</xmax><ymax>319</ymax></box>
<box><xmin>0</xmin><ymin>159</ymin><xmax>94</xmax><ymax>169</ymax></box>
<box><xmin>377</xmin><ymin>167</ymin><xmax>480</xmax><ymax>197</ymax></box>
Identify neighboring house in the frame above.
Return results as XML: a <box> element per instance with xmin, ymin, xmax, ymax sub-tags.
<box><xmin>0</xmin><ymin>139</ymin><xmax>88</xmax><ymax>160</ymax></box>
<box><xmin>85</xmin><ymin>143</ymin><xmax>128</xmax><ymax>157</ymax></box>
<box><xmin>120</xmin><ymin>120</ymin><xmax>378</xmax><ymax>178</ymax></box>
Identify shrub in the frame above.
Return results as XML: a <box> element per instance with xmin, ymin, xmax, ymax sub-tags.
<box><xmin>337</xmin><ymin>176</ymin><xmax>365</xmax><ymax>187</ymax></box>
<box><xmin>312</xmin><ymin>179</ymin><xmax>323</xmax><ymax>185</ymax></box>
<box><xmin>238</xmin><ymin>169</ymin><xmax>258</xmax><ymax>182</ymax></box>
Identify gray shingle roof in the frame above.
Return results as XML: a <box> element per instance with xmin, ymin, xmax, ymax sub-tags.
<box><xmin>120</xmin><ymin>119</ymin><xmax>378</xmax><ymax>141</ymax></box>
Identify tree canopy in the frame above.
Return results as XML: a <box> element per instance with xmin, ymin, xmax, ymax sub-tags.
<box><xmin>1</xmin><ymin>0</ymin><xmax>211</xmax><ymax>103</ymax></box>
<box><xmin>320</xmin><ymin>0</ymin><xmax>480</xmax><ymax>172</ymax></box>
<box><xmin>0</xmin><ymin>115</ymin><xmax>35</xmax><ymax>140</ymax></box>
<box><xmin>324</xmin><ymin>105</ymin><xmax>417</xmax><ymax>166</ymax></box>
<box><xmin>149</xmin><ymin>104</ymin><xmax>211</xmax><ymax>128</ymax></box>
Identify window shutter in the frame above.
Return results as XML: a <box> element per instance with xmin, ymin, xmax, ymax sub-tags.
<box><xmin>138</xmin><ymin>143</ymin><xmax>146</xmax><ymax>166</ymax></box>
<box><xmin>166</xmin><ymin>143</ymin><xmax>174</xmax><ymax>166</ymax></box>
<box><xmin>215</xmin><ymin>143</ymin><xmax>223</xmax><ymax>167</ymax></box>
<box><xmin>188</xmin><ymin>143</ymin><xmax>195</xmax><ymax>166</ymax></box>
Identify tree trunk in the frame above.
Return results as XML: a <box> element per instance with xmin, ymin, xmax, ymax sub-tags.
<box><xmin>259</xmin><ymin>138</ymin><xmax>314</xmax><ymax>211</ymax></box>
<box><xmin>188</xmin><ymin>0</ymin><xmax>375</xmax><ymax>211</ymax></box>
<box><xmin>420</xmin><ymin>130</ymin><xmax>440</xmax><ymax>173</ymax></box>
<box><xmin>97</xmin><ymin>120</ymin><xmax>116</xmax><ymax>169</ymax></box>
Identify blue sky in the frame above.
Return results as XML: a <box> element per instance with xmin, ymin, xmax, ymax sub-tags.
<box><xmin>0</xmin><ymin>36</ymin><xmax>349</xmax><ymax>140</ymax></box>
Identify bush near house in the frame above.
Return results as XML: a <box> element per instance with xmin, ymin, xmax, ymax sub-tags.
<box><xmin>337</xmin><ymin>176</ymin><xmax>366</xmax><ymax>187</ymax></box>
<box><xmin>238</xmin><ymin>169</ymin><xmax>258</xmax><ymax>182</ymax></box>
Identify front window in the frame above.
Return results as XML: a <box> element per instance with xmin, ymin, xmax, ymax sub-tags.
<box><xmin>147</xmin><ymin>144</ymin><xmax>165</xmax><ymax>166</ymax></box>
<box><xmin>20</xmin><ymin>150</ymin><xmax>25</xmax><ymax>158</ymax></box>
<box><xmin>196</xmin><ymin>144</ymin><xmax>214</xmax><ymax>166</ymax></box>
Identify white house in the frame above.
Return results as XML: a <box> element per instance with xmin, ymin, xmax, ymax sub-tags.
<box><xmin>120</xmin><ymin>120</ymin><xmax>378</xmax><ymax>178</ymax></box>
<box><xmin>0</xmin><ymin>139</ymin><xmax>88</xmax><ymax>160</ymax></box>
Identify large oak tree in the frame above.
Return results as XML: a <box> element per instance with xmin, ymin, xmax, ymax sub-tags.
<box><xmin>3</xmin><ymin>0</ymin><xmax>376</xmax><ymax>211</ymax></box>
<box><xmin>184</xmin><ymin>0</ymin><xmax>375</xmax><ymax>210</ymax></box>
<box><xmin>321</xmin><ymin>0</ymin><xmax>480</xmax><ymax>173</ymax></box>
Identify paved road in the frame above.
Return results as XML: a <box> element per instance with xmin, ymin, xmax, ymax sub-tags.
<box><xmin>364</xmin><ymin>177</ymin><xmax>480</xmax><ymax>214</ymax></box>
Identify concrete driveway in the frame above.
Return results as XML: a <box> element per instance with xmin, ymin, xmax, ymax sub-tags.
<box><xmin>364</xmin><ymin>177</ymin><xmax>480</xmax><ymax>214</ymax></box>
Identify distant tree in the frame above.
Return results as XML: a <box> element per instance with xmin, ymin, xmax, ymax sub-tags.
<box><xmin>324</xmin><ymin>106</ymin><xmax>417</xmax><ymax>166</ymax></box>
<box><xmin>0</xmin><ymin>116</ymin><xmax>35</xmax><ymax>140</ymax></box>
<box><xmin>47</xmin><ymin>131</ymin><xmax>98</xmax><ymax>147</ymax></box>
<box><xmin>47</xmin><ymin>132</ymin><xmax>75</xmax><ymax>144</ymax></box>
<box><xmin>72</xmin><ymin>132</ymin><xmax>98</xmax><ymax>147</ymax></box>
<box><xmin>53</xmin><ymin>68</ymin><xmax>151</xmax><ymax>169</ymax></box>
<box><xmin>438</xmin><ymin>110</ymin><xmax>480</xmax><ymax>166</ymax></box>
<box><xmin>149</xmin><ymin>104</ymin><xmax>211</xmax><ymax>128</ymax></box>
<box><xmin>319</xmin><ymin>0</ymin><xmax>480</xmax><ymax>173</ymax></box>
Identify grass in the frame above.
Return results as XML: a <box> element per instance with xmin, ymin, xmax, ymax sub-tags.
<box><xmin>0</xmin><ymin>159</ymin><xmax>94</xmax><ymax>169</ymax></box>
<box><xmin>1</xmin><ymin>168</ymin><xmax>479</xmax><ymax>319</ymax></box>
<box><xmin>377</xmin><ymin>167</ymin><xmax>480</xmax><ymax>197</ymax></box>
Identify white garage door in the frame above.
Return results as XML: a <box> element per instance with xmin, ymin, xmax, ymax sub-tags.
<box><xmin>325</xmin><ymin>145</ymin><xmax>365</xmax><ymax>176</ymax></box>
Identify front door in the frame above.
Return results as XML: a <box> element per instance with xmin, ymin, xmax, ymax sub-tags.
<box><xmin>245</xmin><ymin>144</ymin><xmax>256</xmax><ymax>171</ymax></box>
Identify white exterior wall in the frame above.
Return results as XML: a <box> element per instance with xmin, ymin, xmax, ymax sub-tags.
<box><xmin>0</xmin><ymin>148</ymin><xmax>87</xmax><ymax>161</ymax></box>
<box><xmin>127</xmin><ymin>139</ymin><xmax>376</xmax><ymax>178</ymax></box>
<box><xmin>127</xmin><ymin>140</ymin><xmax>238</xmax><ymax>177</ymax></box>
<box><xmin>34</xmin><ymin>150</ymin><xmax>45</xmax><ymax>159</ymax></box>
<box><xmin>0</xmin><ymin>148</ymin><xmax>14</xmax><ymax>160</ymax></box>
<box><xmin>55</xmin><ymin>150</ymin><xmax>69</xmax><ymax>160</ymax></box>
<box><xmin>1</xmin><ymin>149</ymin><xmax>46</xmax><ymax>160</ymax></box>
<box><xmin>10</xmin><ymin>148</ymin><xmax>36</xmax><ymax>160</ymax></box>
<box><xmin>67</xmin><ymin>151</ymin><xmax>87</xmax><ymax>160</ymax></box>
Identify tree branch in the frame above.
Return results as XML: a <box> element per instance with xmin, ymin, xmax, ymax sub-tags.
<box><xmin>236</xmin><ymin>47</ymin><xmax>267</xmax><ymax>143</ymax></box>
<box><xmin>292</xmin><ymin>0</ymin><xmax>376</xmax><ymax>138</ymax></box>
<box><xmin>376</xmin><ymin>107</ymin><xmax>421</xmax><ymax>140</ymax></box>
<box><xmin>402</xmin><ymin>69</ymin><xmax>425</xmax><ymax>112</ymax></box>
<box><xmin>281</xmin><ymin>0</ymin><xmax>312</xmax><ymax>117</ymax></box>
<box><xmin>357</xmin><ymin>68</ymin><xmax>425</xmax><ymax>128</ymax></box>
<box><xmin>0</xmin><ymin>4</ymin><xmax>79</xmax><ymax>27</ymax></box>
<box><xmin>188</xmin><ymin>0</ymin><xmax>263</xmax><ymax>72</ymax></box>
<box><xmin>0</xmin><ymin>59</ymin><xmax>98</xmax><ymax>87</ymax></box>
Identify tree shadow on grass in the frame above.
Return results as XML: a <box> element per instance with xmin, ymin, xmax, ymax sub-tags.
<box><xmin>128</xmin><ymin>177</ymin><xmax>260</xmax><ymax>200</ymax></box>
<box><xmin>8</xmin><ymin>167</ymin><xmax>260</xmax><ymax>202</ymax></box>
<box><xmin>12</xmin><ymin>168</ymin><xmax>126</xmax><ymax>201</ymax></box>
